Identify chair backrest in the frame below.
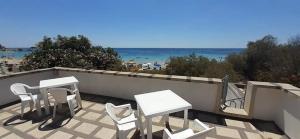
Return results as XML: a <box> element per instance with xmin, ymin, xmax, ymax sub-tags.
<box><xmin>105</xmin><ymin>103</ymin><xmax>119</xmax><ymax>123</ymax></box>
<box><xmin>48</xmin><ymin>88</ymin><xmax>68</xmax><ymax>103</ymax></box>
<box><xmin>10</xmin><ymin>83</ymin><xmax>29</xmax><ymax>100</ymax></box>
<box><xmin>164</xmin><ymin>119</ymin><xmax>214</xmax><ymax>139</ymax></box>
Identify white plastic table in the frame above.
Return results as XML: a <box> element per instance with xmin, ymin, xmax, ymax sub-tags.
<box><xmin>134</xmin><ymin>90</ymin><xmax>192</xmax><ymax>139</ymax></box>
<box><xmin>39</xmin><ymin>76</ymin><xmax>81</xmax><ymax>115</ymax></box>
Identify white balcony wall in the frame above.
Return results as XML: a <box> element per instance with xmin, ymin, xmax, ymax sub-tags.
<box><xmin>0</xmin><ymin>70</ymin><xmax>54</xmax><ymax>106</ymax></box>
<box><xmin>249</xmin><ymin>82</ymin><xmax>300</xmax><ymax>139</ymax></box>
<box><xmin>58</xmin><ymin>70</ymin><xmax>221</xmax><ymax>113</ymax></box>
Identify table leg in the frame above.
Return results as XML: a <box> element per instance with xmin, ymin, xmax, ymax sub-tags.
<box><xmin>74</xmin><ymin>83</ymin><xmax>82</xmax><ymax>108</ymax></box>
<box><xmin>41</xmin><ymin>88</ymin><xmax>50</xmax><ymax>115</ymax></box>
<box><xmin>147</xmin><ymin>118</ymin><xmax>152</xmax><ymax>139</ymax></box>
<box><xmin>183</xmin><ymin>109</ymin><xmax>189</xmax><ymax>128</ymax></box>
<box><xmin>36</xmin><ymin>97</ymin><xmax>42</xmax><ymax>116</ymax></box>
<box><xmin>163</xmin><ymin>114</ymin><xmax>169</xmax><ymax>127</ymax></box>
<box><xmin>137</xmin><ymin>105</ymin><xmax>145</xmax><ymax>139</ymax></box>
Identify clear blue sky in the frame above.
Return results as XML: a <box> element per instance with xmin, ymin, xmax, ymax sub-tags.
<box><xmin>0</xmin><ymin>0</ymin><xmax>299</xmax><ymax>48</ymax></box>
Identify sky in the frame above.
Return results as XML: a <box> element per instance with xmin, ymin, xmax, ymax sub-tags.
<box><xmin>0</xmin><ymin>0</ymin><xmax>299</xmax><ymax>48</ymax></box>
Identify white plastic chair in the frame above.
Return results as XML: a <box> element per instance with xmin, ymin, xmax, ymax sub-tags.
<box><xmin>163</xmin><ymin>119</ymin><xmax>214</xmax><ymax>139</ymax></box>
<box><xmin>10</xmin><ymin>83</ymin><xmax>41</xmax><ymax>118</ymax></box>
<box><xmin>48</xmin><ymin>88</ymin><xmax>77</xmax><ymax>118</ymax></box>
<box><xmin>105</xmin><ymin>103</ymin><xmax>138</xmax><ymax>139</ymax></box>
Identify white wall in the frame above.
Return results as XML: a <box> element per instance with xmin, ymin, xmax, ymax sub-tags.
<box><xmin>58</xmin><ymin>71</ymin><xmax>221</xmax><ymax>112</ymax></box>
<box><xmin>275</xmin><ymin>92</ymin><xmax>300</xmax><ymax>139</ymax></box>
<box><xmin>0</xmin><ymin>70</ymin><xmax>54</xmax><ymax>106</ymax></box>
<box><xmin>249</xmin><ymin>83</ymin><xmax>300</xmax><ymax>139</ymax></box>
<box><xmin>252</xmin><ymin>87</ymin><xmax>282</xmax><ymax>120</ymax></box>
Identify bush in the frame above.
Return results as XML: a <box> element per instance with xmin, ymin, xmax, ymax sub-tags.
<box><xmin>21</xmin><ymin>35</ymin><xmax>123</xmax><ymax>71</ymax></box>
<box><xmin>165</xmin><ymin>54</ymin><xmax>240</xmax><ymax>81</ymax></box>
<box><xmin>226</xmin><ymin>35</ymin><xmax>300</xmax><ymax>87</ymax></box>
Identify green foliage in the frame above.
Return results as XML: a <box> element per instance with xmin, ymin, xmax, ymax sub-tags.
<box><xmin>226</xmin><ymin>35</ymin><xmax>300</xmax><ymax>87</ymax></box>
<box><xmin>165</xmin><ymin>54</ymin><xmax>240</xmax><ymax>81</ymax></box>
<box><xmin>165</xmin><ymin>35</ymin><xmax>300</xmax><ymax>87</ymax></box>
<box><xmin>166</xmin><ymin>54</ymin><xmax>209</xmax><ymax>76</ymax></box>
<box><xmin>21</xmin><ymin>35</ymin><xmax>122</xmax><ymax>71</ymax></box>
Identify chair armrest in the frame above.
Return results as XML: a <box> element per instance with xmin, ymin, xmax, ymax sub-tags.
<box><xmin>192</xmin><ymin>127</ymin><xmax>214</xmax><ymax>137</ymax></box>
<box><xmin>117</xmin><ymin>116</ymin><xmax>137</xmax><ymax>124</ymax></box>
<box><xmin>27</xmin><ymin>86</ymin><xmax>40</xmax><ymax>90</ymax></box>
<box><xmin>193</xmin><ymin>119</ymin><xmax>210</xmax><ymax>130</ymax></box>
<box><xmin>17</xmin><ymin>93</ymin><xmax>36</xmax><ymax>102</ymax></box>
<box><xmin>64</xmin><ymin>88</ymin><xmax>79</xmax><ymax>94</ymax></box>
<box><xmin>163</xmin><ymin>128</ymin><xmax>173</xmax><ymax>139</ymax></box>
<box><xmin>114</xmin><ymin>104</ymin><xmax>133</xmax><ymax>112</ymax></box>
<box><xmin>16</xmin><ymin>93</ymin><xmax>32</xmax><ymax>96</ymax></box>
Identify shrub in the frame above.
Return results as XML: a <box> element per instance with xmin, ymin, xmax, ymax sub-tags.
<box><xmin>21</xmin><ymin>35</ymin><xmax>123</xmax><ymax>71</ymax></box>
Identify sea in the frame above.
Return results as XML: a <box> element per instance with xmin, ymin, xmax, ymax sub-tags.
<box><xmin>0</xmin><ymin>48</ymin><xmax>244</xmax><ymax>64</ymax></box>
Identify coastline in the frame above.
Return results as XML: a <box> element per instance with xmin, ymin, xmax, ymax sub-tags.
<box><xmin>0</xmin><ymin>48</ymin><xmax>244</xmax><ymax>65</ymax></box>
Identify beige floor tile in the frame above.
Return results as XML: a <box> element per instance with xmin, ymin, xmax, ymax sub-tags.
<box><xmin>261</xmin><ymin>131</ymin><xmax>289</xmax><ymax>139</ymax></box>
<box><xmin>46</xmin><ymin>131</ymin><xmax>73</xmax><ymax>139</ymax></box>
<box><xmin>75</xmin><ymin>110</ymin><xmax>86</xmax><ymax>117</ymax></box>
<box><xmin>152</xmin><ymin>116</ymin><xmax>163</xmax><ymax>124</ymax></box>
<box><xmin>27</xmin><ymin>127</ymin><xmax>53</xmax><ymax>138</ymax></box>
<box><xmin>63</xmin><ymin>118</ymin><xmax>80</xmax><ymax>129</ymax></box>
<box><xmin>244</xmin><ymin>131</ymin><xmax>263</xmax><ymax>139</ymax></box>
<box><xmin>99</xmin><ymin>115</ymin><xmax>114</xmax><ymax>126</ymax></box>
<box><xmin>81</xmin><ymin>111</ymin><xmax>100</xmax><ymax>121</ymax></box>
<box><xmin>0</xmin><ymin>127</ymin><xmax>10</xmax><ymax>136</ymax></box>
<box><xmin>215</xmin><ymin>126</ymin><xmax>241</xmax><ymax>139</ymax></box>
<box><xmin>81</xmin><ymin>101</ymin><xmax>93</xmax><ymax>109</ymax></box>
<box><xmin>94</xmin><ymin>127</ymin><xmax>116</xmax><ymax>139</ymax></box>
<box><xmin>89</xmin><ymin>103</ymin><xmax>105</xmax><ymax>112</ymax></box>
<box><xmin>225</xmin><ymin>119</ymin><xmax>246</xmax><ymax>129</ymax></box>
<box><xmin>2</xmin><ymin>133</ymin><xmax>23</xmax><ymax>139</ymax></box>
<box><xmin>0</xmin><ymin>112</ymin><xmax>13</xmax><ymax>121</ymax></box>
<box><xmin>169</xmin><ymin>117</ymin><xmax>184</xmax><ymax>128</ymax></box>
<box><xmin>2</xmin><ymin>104</ymin><xmax>20</xmax><ymax>111</ymax></box>
<box><xmin>11</xmin><ymin>106</ymin><xmax>21</xmax><ymax>111</ymax></box>
<box><xmin>14</xmin><ymin>121</ymin><xmax>38</xmax><ymax>132</ymax></box>
<box><xmin>74</xmin><ymin>123</ymin><xmax>98</xmax><ymax>135</ymax></box>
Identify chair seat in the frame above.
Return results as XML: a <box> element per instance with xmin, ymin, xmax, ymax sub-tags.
<box><xmin>21</xmin><ymin>94</ymin><xmax>40</xmax><ymax>101</ymax></box>
<box><xmin>117</xmin><ymin>113</ymin><xmax>137</xmax><ymax>131</ymax></box>
<box><xmin>118</xmin><ymin>113</ymin><xmax>136</xmax><ymax>123</ymax></box>
<box><xmin>117</xmin><ymin>121</ymin><xmax>136</xmax><ymax>131</ymax></box>
<box><xmin>171</xmin><ymin>129</ymin><xmax>194</xmax><ymax>139</ymax></box>
<box><xmin>67</xmin><ymin>94</ymin><xmax>76</xmax><ymax>101</ymax></box>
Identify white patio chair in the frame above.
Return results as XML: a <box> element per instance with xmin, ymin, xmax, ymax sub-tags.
<box><xmin>70</xmin><ymin>87</ymin><xmax>82</xmax><ymax>108</ymax></box>
<box><xmin>105</xmin><ymin>103</ymin><xmax>138</xmax><ymax>139</ymax></box>
<box><xmin>163</xmin><ymin>119</ymin><xmax>214</xmax><ymax>139</ymax></box>
<box><xmin>48</xmin><ymin>88</ymin><xmax>77</xmax><ymax>118</ymax></box>
<box><xmin>10</xmin><ymin>83</ymin><xmax>41</xmax><ymax>118</ymax></box>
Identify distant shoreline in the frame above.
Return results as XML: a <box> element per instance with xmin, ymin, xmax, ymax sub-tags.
<box><xmin>0</xmin><ymin>48</ymin><xmax>244</xmax><ymax>64</ymax></box>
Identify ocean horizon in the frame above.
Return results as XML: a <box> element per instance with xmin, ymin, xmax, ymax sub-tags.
<box><xmin>0</xmin><ymin>48</ymin><xmax>244</xmax><ymax>64</ymax></box>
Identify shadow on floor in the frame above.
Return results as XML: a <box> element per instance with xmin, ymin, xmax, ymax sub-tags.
<box><xmin>80</xmin><ymin>92</ymin><xmax>285</xmax><ymax>135</ymax></box>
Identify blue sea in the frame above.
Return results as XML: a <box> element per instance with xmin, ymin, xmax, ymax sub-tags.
<box><xmin>0</xmin><ymin>48</ymin><xmax>244</xmax><ymax>64</ymax></box>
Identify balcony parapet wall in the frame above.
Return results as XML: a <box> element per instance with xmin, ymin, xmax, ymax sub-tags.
<box><xmin>53</xmin><ymin>67</ymin><xmax>222</xmax><ymax>84</ymax></box>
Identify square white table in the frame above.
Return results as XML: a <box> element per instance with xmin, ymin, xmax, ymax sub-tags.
<box><xmin>134</xmin><ymin>90</ymin><xmax>192</xmax><ymax>139</ymax></box>
<box><xmin>39</xmin><ymin>76</ymin><xmax>82</xmax><ymax>115</ymax></box>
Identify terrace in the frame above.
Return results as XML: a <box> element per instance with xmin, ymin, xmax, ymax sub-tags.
<box><xmin>0</xmin><ymin>67</ymin><xmax>299</xmax><ymax>139</ymax></box>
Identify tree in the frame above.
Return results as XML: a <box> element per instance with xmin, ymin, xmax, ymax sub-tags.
<box><xmin>0</xmin><ymin>43</ymin><xmax>6</xmax><ymax>50</ymax></box>
<box><xmin>21</xmin><ymin>35</ymin><xmax>123</xmax><ymax>71</ymax></box>
<box><xmin>225</xmin><ymin>34</ymin><xmax>300</xmax><ymax>87</ymax></box>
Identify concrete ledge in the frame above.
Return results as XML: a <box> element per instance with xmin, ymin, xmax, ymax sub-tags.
<box><xmin>54</xmin><ymin>67</ymin><xmax>223</xmax><ymax>84</ymax></box>
<box><xmin>248</xmin><ymin>81</ymin><xmax>300</xmax><ymax>98</ymax></box>
<box><xmin>0</xmin><ymin>68</ymin><xmax>54</xmax><ymax>80</ymax></box>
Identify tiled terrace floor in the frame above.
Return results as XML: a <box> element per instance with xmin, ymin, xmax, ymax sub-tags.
<box><xmin>0</xmin><ymin>93</ymin><xmax>288</xmax><ymax>139</ymax></box>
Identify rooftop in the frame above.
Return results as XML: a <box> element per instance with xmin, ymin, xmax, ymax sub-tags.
<box><xmin>0</xmin><ymin>93</ymin><xmax>287</xmax><ymax>139</ymax></box>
